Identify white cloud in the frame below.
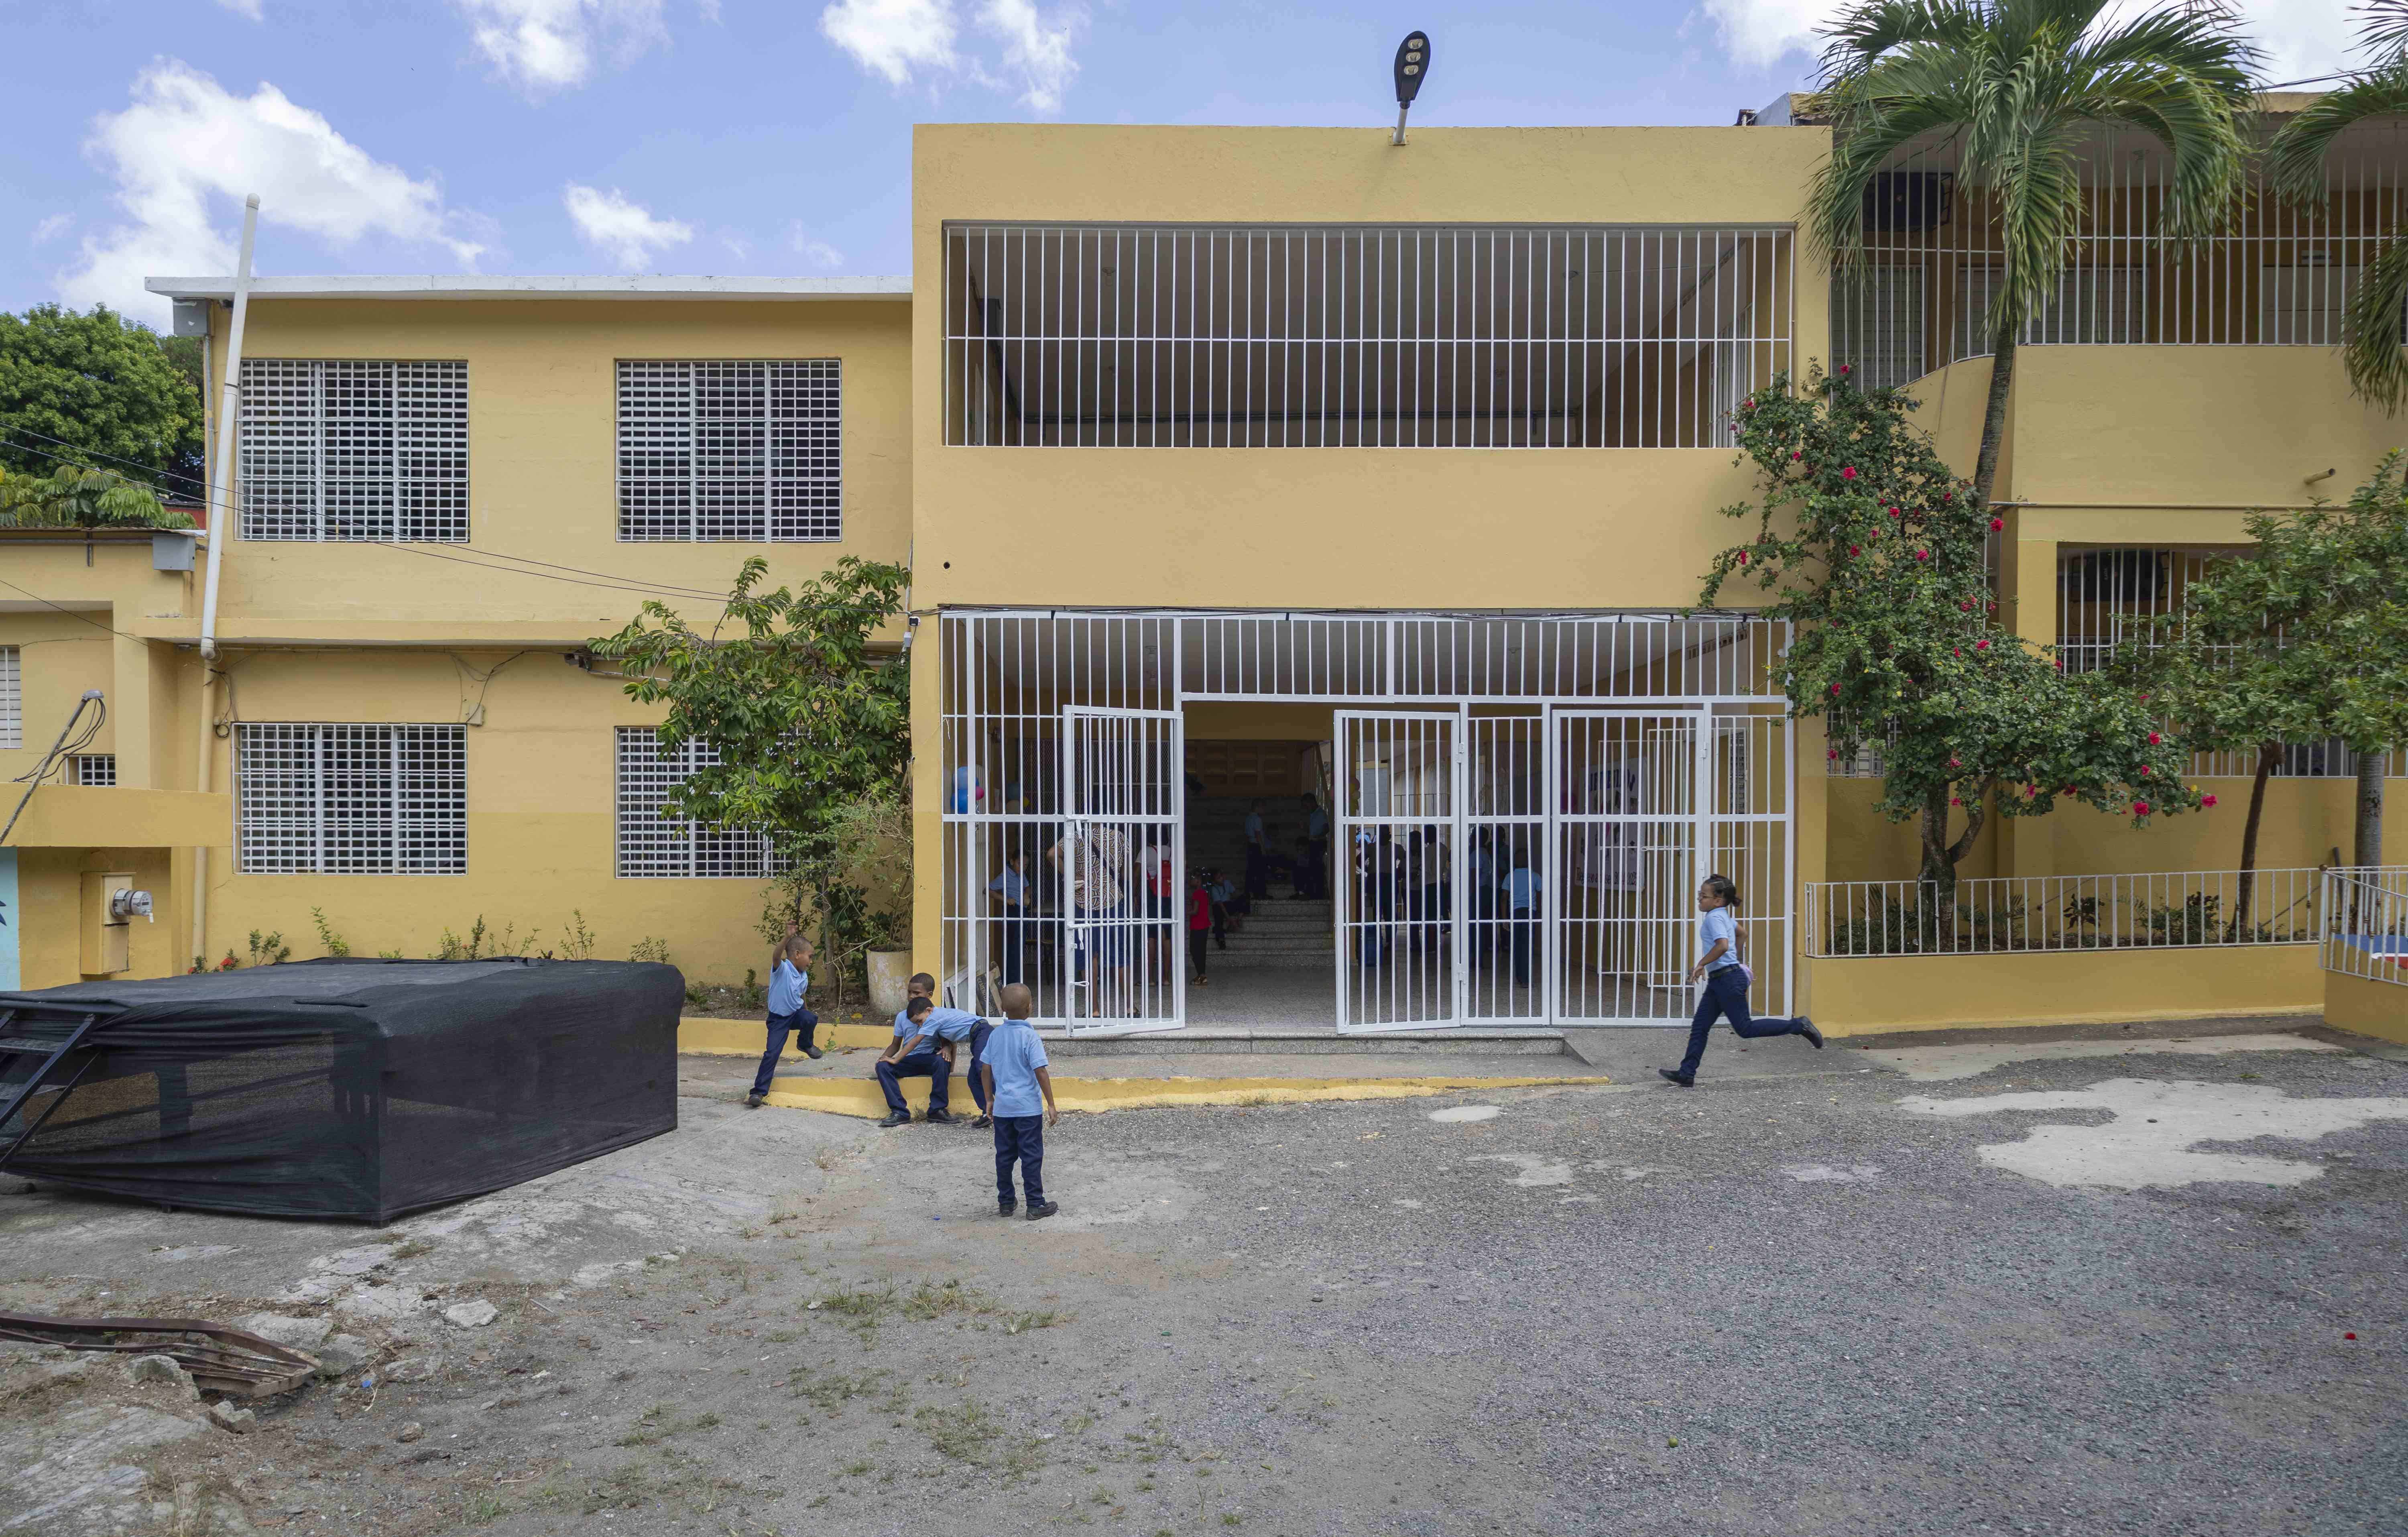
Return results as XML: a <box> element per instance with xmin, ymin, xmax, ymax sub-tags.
<box><xmin>820</xmin><ymin>0</ymin><xmax>960</xmax><ymax>87</ymax></box>
<box><xmin>786</xmin><ymin>223</ymin><xmax>844</xmax><ymax>269</ymax></box>
<box><xmin>215</xmin><ymin>0</ymin><xmax>264</xmax><ymax>19</ymax></box>
<box><xmin>30</xmin><ymin>214</ymin><xmax>72</xmax><ymax>247</ymax></box>
<box><xmin>1698</xmin><ymin>0</ymin><xmax>2357</xmax><ymax>81</ymax></box>
<box><xmin>62</xmin><ymin>61</ymin><xmax>484</xmax><ymax>321</ymax></box>
<box><xmin>819</xmin><ymin>0</ymin><xmax>1081</xmax><ymax>110</ymax></box>
<box><xmin>977</xmin><ymin>0</ymin><xmax>1079</xmax><ymax>111</ymax></box>
<box><xmin>456</xmin><ymin>0</ymin><xmax>674</xmax><ymax>96</ymax></box>
<box><xmin>565</xmin><ymin>183</ymin><xmax>694</xmax><ymax>269</ymax></box>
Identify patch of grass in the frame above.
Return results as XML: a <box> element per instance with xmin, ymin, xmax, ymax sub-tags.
<box><xmin>900</xmin><ymin>1278</ymin><xmax>993</xmax><ymax>1321</ymax></box>
<box><xmin>614</xmin><ymin>1403</ymin><xmax>723</xmax><ymax>1447</ymax></box>
<box><xmin>788</xmin><ymin>1365</ymin><xmax>908</xmax><ymax>1415</ymax></box>
<box><xmin>911</xmin><ymin>1399</ymin><xmax>1051</xmax><ymax>1481</ymax></box>
<box><xmin>464</xmin><ymin>1492</ymin><xmax>510</xmax><ymax>1525</ymax></box>
<box><xmin>1003</xmin><ymin>1309</ymin><xmax>1064</xmax><ymax>1335</ymax></box>
<box><xmin>386</xmin><ymin>1237</ymin><xmax>435</xmax><ymax>1261</ymax></box>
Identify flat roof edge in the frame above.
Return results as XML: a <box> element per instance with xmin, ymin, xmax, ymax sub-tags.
<box><xmin>145</xmin><ymin>275</ymin><xmax>913</xmax><ymax>302</ymax></box>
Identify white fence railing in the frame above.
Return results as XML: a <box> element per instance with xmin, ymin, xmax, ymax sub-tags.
<box><xmin>2321</xmin><ymin>866</ymin><xmax>2408</xmax><ymax>989</ymax></box>
<box><xmin>1803</xmin><ymin>868</ymin><xmax>2322</xmax><ymax>957</ymax></box>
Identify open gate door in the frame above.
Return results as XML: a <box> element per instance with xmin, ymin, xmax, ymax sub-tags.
<box><xmin>1334</xmin><ymin>712</ymin><xmax>1460</xmax><ymax>1033</ymax></box>
<box><xmin>1552</xmin><ymin>709</ymin><xmax>1702</xmax><ymax>1024</ymax></box>
<box><xmin>1059</xmin><ymin>706</ymin><xmax>1184</xmax><ymax>1035</ymax></box>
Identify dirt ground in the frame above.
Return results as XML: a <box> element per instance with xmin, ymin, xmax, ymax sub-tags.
<box><xmin>4</xmin><ymin>1030</ymin><xmax>2404</xmax><ymax>1537</ymax></box>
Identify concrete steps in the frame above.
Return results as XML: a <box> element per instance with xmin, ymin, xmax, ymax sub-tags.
<box><xmin>1216</xmin><ymin>896</ymin><xmax>1334</xmax><ymax>969</ymax></box>
<box><xmin>1038</xmin><ymin>1027</ymin><xmax>1572</xmax><ymax>1058</ymax></box>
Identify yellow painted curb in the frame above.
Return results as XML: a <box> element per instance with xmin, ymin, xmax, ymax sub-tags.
<box><xmin>759</xmin><ymin>1073</ymin><xmax>1604</xmax><ymax>1119</ymax></box>
<box><xmin>679</xmin><ymin>1016</ymin><xmax>892</xmax><ymax>1057</ymax></box>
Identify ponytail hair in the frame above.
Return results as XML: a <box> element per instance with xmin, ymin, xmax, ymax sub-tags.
<box><xmin>1703</xmin><ymin>873</ymin><xmax>1743</xmax><ymax>912</ymax></box>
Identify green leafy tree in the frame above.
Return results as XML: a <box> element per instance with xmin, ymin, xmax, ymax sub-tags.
<box><xmin>2145</xmin><ymin>455</ymin><xmax>2408</xmax><ymax>890</ymax></box>
<box><xmin>2269</xmin><ymin>1</ymin><xmax>2408</xmax><ymax>412</ymax></box>
<box><xmin>0</xmin><ymin>304</ymin><xmax>204</xmax><ymax>487</ymax></box>
<box><xmin>0</xmin><ymin>464</ymin><xmax>195</xmax><ymax>530</ymax></box>
<box><xmin>595</xmin><ymin>557</ymin><xmax>911</xmax><ymax>993</ymax></box>
<box><xmin>1701</xmin><ymin>367</ymin><xmax>2196</xmax><ymax>897</ymax></box>
<box><xmin>1808</xmin><ymin>0</ymin><xmax>2258</xmax><ymax>508</ymax></box>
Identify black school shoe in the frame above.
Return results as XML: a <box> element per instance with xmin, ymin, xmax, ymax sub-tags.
<box><xmin>923</xmin><ymin>1108</ymin><xmax>959</xmax><ymax>1125</ymax></box>
<box><xmin>1797</xmin><ymin>1016</ymin><xmax>1824</xmax><ymax>1049</ymax></box>
<box><xmin>1025</xmin><ymin>1200</ymin><xmax>1060</xmax><ymax>1222</ymax></box>
<box><xmin>744</xmin><ymin>1093</ymin><xmax>766</xmax><ymax>1109</ymax></box>
<box><xmin>997</xmin><ymin>1200</ymin><xmax>1017</xmax><ymax>1217</ymax></box>
<box><xmin>1657</xmin><ymin>1068</ymin><xmax>1695</xmax><ymax>1087</ymax></box>
<box><xmin>804</xmin><ymin>1044</ymin><xmax>825</xmax><ymax>1060</ymax></box>
<box><xmin>877</xmin><ymin>1109</ymin><xmax>911</xmax><ymax>1128</ymax></box>
<box><xmin>972</xmin><ymin>1115</ymin><xmax>993</xmax><ymax>1129</ymax></box>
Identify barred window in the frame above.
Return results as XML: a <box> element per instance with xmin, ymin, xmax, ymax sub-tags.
<box><xmin>236</xmin><ymin>724</ymin><xmax>467</xmax><ymax>874</ymax></box>
<box><xmin>0</xmin><ymin>646</ymin><xmax>18</xmax><ymax>750</ymax></box>
<box><xmin>616</xmin><ymin>361</ymin><xmax>842</xmax><ymax>541</ymax></box>
<box><xmin>238</xmin><ymin>360</ymin><xmax>470</xmax><ymax>542</ymax></box>
<box><xmin>67</xmin><ymin>753</ymin><xmax>114</xmax><ymax>786</ymax></box>
<box><xmin>616</xmin><ymin>727</ymin><xmax>784</xmax><ymax>877</ymax></box>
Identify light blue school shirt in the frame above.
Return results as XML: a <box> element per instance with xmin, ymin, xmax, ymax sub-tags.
<box><xmin>982</xmin><ymin>1020</ymin><xmax>1050</xmax><ymax>1119</ymax></box>
<box><xmin>1698</xmin><ymin>906</ymin><xmax>1740</xmax><ymax>971</ymax></box>
<box><xmin>990</xmin><ymin>869</ymin><xmax>1031</xmax><ymax>908</ymax></box>
<box><xmin>893</xmin><ymin>1004</ymin><xmax>980</xmax><ymax>1052</ymax></box>
<box><xmin>767</xmin><ymin>959</ymin><xmax>807</xmax><ymax>1016</ymax></box>
<box><xmin>1501</xmin><ymin>867</ymin><xmax>1543</xmax><ymax>911</ymax></box>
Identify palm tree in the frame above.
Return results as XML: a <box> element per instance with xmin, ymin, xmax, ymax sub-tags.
<box><xmin>1807</xmin><ymin>0</ymin><xmax>2260</xmax><ymax>510</ymax></box>
<box><xmin>2268</xmin><ymin>1</ymin><xmax>2408</xmax><ymax>413</ymax></box>
<box><xmin>0</xmin><ymin>465</ymin><xmax>194</xmax><ymax>530</ymax></box>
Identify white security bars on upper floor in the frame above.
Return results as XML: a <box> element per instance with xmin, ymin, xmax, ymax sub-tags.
<box><xmin>938</xmin><ymin>609</ymin><xmax>1794</xmax><ymax>1032</ymax></box>
<box><xmin>616</xmin><ymin>361</ymin><xmax>843</xmax><ymax>542</ymax></box>
<box><xmin>942</xmin><ymin>225</ymin><xmax>1794</xmax><ymax>448</ymax></box>
<box><xmin>1831</xmin><ymin>116</ymin><xmax>2408</xmax><ymax>390</ymax></box>
<box><xmin>0</xmin><ymin>647</ymin><xmax>18</xmax><ymax>750</ymax></box>
<box><xmin>239</xmin><ymin>360</ymin><xmax>470</xmax><ymax>541</ymax></box>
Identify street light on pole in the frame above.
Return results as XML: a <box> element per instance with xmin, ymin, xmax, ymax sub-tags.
<box><xmin>1392</xmin><ymin>31</ymin><xmax>1431</xmax><ymax>146</ymax></box>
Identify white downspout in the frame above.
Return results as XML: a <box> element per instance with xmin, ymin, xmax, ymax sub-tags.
<box><xmin>190</xmin><ymin>194</ymin><xmax>259</xmax><ymax>970</ymax></box>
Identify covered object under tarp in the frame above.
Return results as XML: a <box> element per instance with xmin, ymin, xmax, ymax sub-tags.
<box><xmin>0</xmin><ymin>959</ymin><xmax>681</xmax><ymax>1222</ymax></box>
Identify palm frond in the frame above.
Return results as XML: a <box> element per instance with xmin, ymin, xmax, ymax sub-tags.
<box><xmin>2361</xmin><ymin>0</ymin><xmax>2408</xmax><ymax>61</ymax></box>
<box><xmin>2266</xmin><ymin>67</ymin><xmax>2408</xmax><ymax>204</ymax></box>
<box><xmin>2342</xmin><ymin>232</ymin><xmax>2408</xmax><ymax>413</ymax></box>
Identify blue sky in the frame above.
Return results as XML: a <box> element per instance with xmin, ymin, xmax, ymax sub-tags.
<box><xmin>0</xmin><ymin>0</ymin><xmax>2359</xmax><ymax>325</ymax></box>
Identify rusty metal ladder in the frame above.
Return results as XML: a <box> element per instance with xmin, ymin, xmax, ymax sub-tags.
<box><xmin>0</xmin><ymin>1010</ymin><xmax>102</xmax><ymax>1168</ymax></box>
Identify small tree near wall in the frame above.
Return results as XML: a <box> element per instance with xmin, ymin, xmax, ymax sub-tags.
<box><xmin>595</xmin><ymin>556</ymin><xmax>911</xmax><ymax>999</ymax></box>
<box><xmin>1699</xmin><ymin>368</ymin><xmax>2196</xmax><ymax>897</ymax></box>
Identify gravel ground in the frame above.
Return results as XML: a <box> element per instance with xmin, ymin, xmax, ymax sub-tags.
<box><xmin>2</xmin><ymin>1031</ymin><xmax>2402</xmax><ymax>1536</ymax></box>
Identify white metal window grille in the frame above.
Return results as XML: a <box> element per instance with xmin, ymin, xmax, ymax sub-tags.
<box><xmin>0</xmin><ymin>646</ymin><xmax>18</xmax><ymax>750</ymax></box>
<box><xmin>615</xmin><ymin>728</ymin><xmax>784</xmax><ymax>877</ymax></box>
<box><xmin>1832</xmin><ymin>116</ymin><xmax>2408</xmax><ymax>374</ymax></box>
<box><xmin>940</xmin><ymin>610</ymin><xmax>1795</xmax><ymax>1029</ymax></box>
<box><xmin>1831</xmin><ymin>267</ymin><xmax>1926</xmax><ymax>390</ymax></box>
<box><xmin>236</xmin><ymin>724</ymin><xmax>466</xmax><ymax>874</ymax></box>
<box><xmin>238</xmin><ymin>360</ymin><xmax>469</xmax><ymax>541</ymax></box>
<box><xmin>942</xmin><ymin>224</ymin><xmax>1794</xmax><ymax>448</ymax></box>
<box><xmin>616</xmin><ymin>362</ymin><xmax>842</xmax><ymax>542</ymax></box>
<box><xmin>67</xmin><ymin>754</ymin><xmax>115</xmax><ymax>786</ymax></box>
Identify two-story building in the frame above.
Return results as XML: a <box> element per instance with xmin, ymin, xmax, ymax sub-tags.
<box><xmin>0</xmin><ymin>104</ymin><xmax>2396</xmax><ymax>1034</ymax></box>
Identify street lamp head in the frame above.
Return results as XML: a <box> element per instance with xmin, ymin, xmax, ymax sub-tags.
<box><xmin>1393</xmin><ymin>31</ymin><xmax>1431</xmax><ymax>105</ymax></box>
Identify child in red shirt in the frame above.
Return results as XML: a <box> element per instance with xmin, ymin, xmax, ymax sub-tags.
<box><xmin>1186</xmin><ymin>872</ymin><xmax>1213</xmax><ymax>987</ymax></box>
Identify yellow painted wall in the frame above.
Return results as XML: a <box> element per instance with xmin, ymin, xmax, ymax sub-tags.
<box><xmin>202</xmin><ymin>297</ymin><xmax>913</xmax><ymax>642</ymax></box>
<box><xmin>1808</xmin><ymin>944</ymin><xmax>2322</xmax><ymax>1032</ymax></box>
<box><xmin>2323</xmin><ymin>969</ymin><xmax>2408</xmax><ymax>1046</ymax></box>
<box><xmin>13</xmin><ymin>847</ymin><xmax>182</xmax><ymax>989</ymax></box>
<box><xmin>909</xmin><ymin>125</ymin><xmax>1832</xmax><ymax>614</ymax></box>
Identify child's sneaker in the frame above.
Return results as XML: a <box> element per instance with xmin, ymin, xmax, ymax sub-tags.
<box><xmin>804</xmin><ymin>1044</ymin><xmax>825</xmax><ymax>1060</ymax></box>
<box><xmin>744</xmin><ymin>1093</ymin><xmax>766</xmax><ymax>1109</ymax></box>
<box><xmin>1025</xmin><ymin>1200</ymin><xmax>1060</xmax><ymax>1222</ymax></box>
<box><xmin>997</xmin><ymin>1199</ymin><xmax>1017</xmax><ymax>1217</ymax></box>
<box><xmin>972</xmin><ymin>1115</ymin><xmax>993</xmax><ymax>1130</ymax></box>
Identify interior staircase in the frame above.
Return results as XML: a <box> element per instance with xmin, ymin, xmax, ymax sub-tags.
<box><xmin>1185</xmin><ymin>794</ymin><xmax>1334</xmax><ymax>969</ymax></box>
<box><xmin>1216</xmin><ymin>897</ymin><xmax>1335</xmax><ymax>969</ymax></box>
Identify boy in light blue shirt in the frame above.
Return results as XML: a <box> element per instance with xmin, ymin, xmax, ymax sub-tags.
<box><xmin>978</xmin><ymin>983</ymin><xmax>1059</xmax><ymax>1221</ymax></box>
<box><xmin>745</xmin><ymin>933</ymin><xmax>819</xmax><ymax>1109</ymax></box>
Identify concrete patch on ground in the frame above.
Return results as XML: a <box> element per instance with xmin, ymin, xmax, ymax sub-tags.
<box><xmin>2</xmin><ymin>1402</ymin><xmax>211</xmax><ymax>1532</ymax></box>
<box><xmin>1784</xmin><ymin>1163</ymin><xmax>1882</xmax><ymax>1184</ymax></box>
<box><xmin>1870</xmin><ymin>1033</ymin><xmax>2342</xmax><ymax>1083</ymax></box>
<box><xmin>1469</xmin><ymin>1154</ymin><xmax>1574</xmax><ymax>1187</ymax></box>
<box><xmin>1898</xmin><ymin>1077</ymin><xmax>2408</xmax><ymax>1189</ymax></box>
<box><xmin>1429</xmin><ymin>1105</ymin><xmax>1501</xmax><ymax>1123</ymax></box>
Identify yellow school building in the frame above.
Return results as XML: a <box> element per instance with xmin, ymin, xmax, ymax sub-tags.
<box><xmin>4</xmin><ymin>104</ymin><xmax>2403</xmax><ymax>1038</ymax></box>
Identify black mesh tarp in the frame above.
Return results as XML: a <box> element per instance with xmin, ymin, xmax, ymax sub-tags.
<box><xmin>0</xmin><ymin>959</ymin><xmax>681</xmax><ymax>1222</ymax></box>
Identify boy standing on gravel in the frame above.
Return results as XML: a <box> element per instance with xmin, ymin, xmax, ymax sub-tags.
<box><xmin>745</xmin><ymin>932</ymin><xmax>819</xmax><ymax>1109</ymax></box>
<box><xmin>980</xmin><ymin>984</ymin><xmax>1059</xmax><ymax>1221</ymax></box>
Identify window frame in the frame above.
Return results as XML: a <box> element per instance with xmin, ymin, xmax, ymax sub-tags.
<box><xmin>237</xmin><ymin>358</ymin><xmax>471</xmax><ymax>543</ymax></box>
<box><xmin>614</xmin><ymin>727</ymin><xmax>785</xmax><ymax>877</ymax></box>
<box><xmin>234</xmin><ymin>723</ymin><xmax>468</xmax><ymax>875</ymax></box>
<box><xmin>614</xmin><ymin>360</ymin><xmax>844</xmax><ymax>543</ymax></box>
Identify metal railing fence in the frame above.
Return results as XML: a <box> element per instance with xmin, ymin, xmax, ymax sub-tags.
<box><xmin>1802</xmin><ymin>867</ymin><xmax>2321</xmax><ymax>957</ymax></box>
<box><xmin>2321</xmin><ymin>866</ymin><xmax>2408</xmax><ymax>988</ymax></box>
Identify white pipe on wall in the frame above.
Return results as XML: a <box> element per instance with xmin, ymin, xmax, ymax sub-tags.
<box><xmin>191</xmin><ymin>194</ymin><xmax>259</xmax><ymax>969</ymax></box>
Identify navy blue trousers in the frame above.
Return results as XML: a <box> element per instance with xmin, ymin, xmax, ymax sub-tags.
<box><xmin>876</xmin><ymin>1048</ymin><xmax>952</xmax><ymax>1114</ymax></box>
<box><xmin>964</xmin><ymin>1022</ymin><xmax>992</xmax><ymax>1114</ymax></box>
<box><xmin>750</xmin><ymin>1008</ymin><xmax>820</xmax><ymax>1097</ymax></box>
<box><xmin>994</xmin><ymin>1114</ymin><xmax>1045</xmax><ymax>1206</ymax></box>
<box><xmin>1678</xmin><ymin>967</ymin><xmax>1806</xmax><ymax>1079</ymax></box>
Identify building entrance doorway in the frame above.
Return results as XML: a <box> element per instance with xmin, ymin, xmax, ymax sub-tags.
<box><xmin>938</xmin><ymin>611</ymin><xmax>1792</xmax><ymax>1031</ymax></box>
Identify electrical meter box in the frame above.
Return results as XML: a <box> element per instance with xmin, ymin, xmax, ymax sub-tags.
<box><xmin>80</xmin><ymin>871</ymin><xmax>137</xmax><ymax>976</ymax></box>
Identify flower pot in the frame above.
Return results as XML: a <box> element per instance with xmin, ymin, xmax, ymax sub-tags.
<box><xmin>866</xmin><ymin>948</ymin><xmax>914</xmax><ymax>1017</ymax></box>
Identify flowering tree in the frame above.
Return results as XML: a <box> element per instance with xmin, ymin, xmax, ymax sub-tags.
<box><xmin>1699</xmin><ymin>367</ymin><xmax>2196</xmax><ymax>894</ymax></box>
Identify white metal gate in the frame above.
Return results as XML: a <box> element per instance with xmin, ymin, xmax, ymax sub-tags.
<box><xmin>1335</xmin><ymin>712</ymin><xmax>1460</xmax><ymax>1033</ymax></box>
<box><xmin>1466</xmin><ymin>713</ymin><xmax>1546</xmax><ymax>1024</ymax></box>
<box><xmin>1060</xmin><ymin>706</ymin><xmax>1183</xmax><ymax>1034</ymax></box>
<box><xmin>1552</xmin><ymin>710</ymin><xmax>1702</xmax><ymax>1024</ymax></box>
